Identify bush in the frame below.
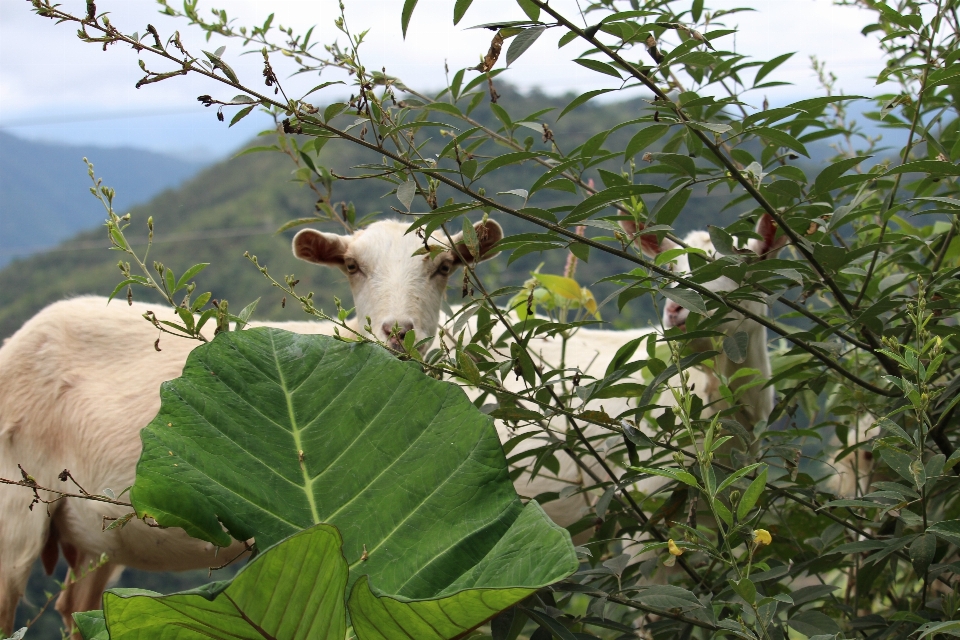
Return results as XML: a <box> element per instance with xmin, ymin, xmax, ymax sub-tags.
<box><xmin>13</xmin><ymin>0</ymin><xmax>960</xmax><ymax>638</ymax></box>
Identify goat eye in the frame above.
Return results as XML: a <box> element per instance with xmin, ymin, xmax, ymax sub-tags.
<box><xmin>436</xmin><ymin>262</ymin><xmax>452</xmax><ymax>276</ymax></box>
<box><xmin>344</xmin><ymin>259</ymin><xmax>359</xmax><ymax>274</ymax></box>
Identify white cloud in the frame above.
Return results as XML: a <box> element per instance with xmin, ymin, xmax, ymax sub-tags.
<box><xmin>0</xmin><ymin>0</ymin><xmax>888</xmax><ymax>157</ymax></box>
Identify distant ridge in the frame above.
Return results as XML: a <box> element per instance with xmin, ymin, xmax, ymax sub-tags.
<box><xmin>0</xmin><ymin>131</ymin><xmax>206</xmax><ymax>266</ymax></box>
<box><xmin>0</xmin><ymin>86</ymin><xmax>741</xmax><ymax>341</ymax></box>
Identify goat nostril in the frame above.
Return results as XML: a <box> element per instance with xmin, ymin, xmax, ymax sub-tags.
<box><xmin>382</xmin><ymin>320</ymin><xmax>415</xmax><ymax>342</ymax></box>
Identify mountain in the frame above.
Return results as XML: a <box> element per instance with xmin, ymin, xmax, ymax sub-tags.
<box><xmin>0</xmin><ymin>131</ymin><xmax>206</xmax><ymax>267</ymax></box>
<box><xmin>0</xmin><ymin>86</ymin><xmax>746</xmax><ymax>343</ymax></box>
<box><xmin>5</xmin><ymin>86</ymin><xmax>766</xmax><ymax>634</ymax></box>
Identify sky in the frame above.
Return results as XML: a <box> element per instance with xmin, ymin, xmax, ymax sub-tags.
<box><xmin>0</xmin><ymin>0</ymin><xmax>889</xmax><ymax>161</ymax></box>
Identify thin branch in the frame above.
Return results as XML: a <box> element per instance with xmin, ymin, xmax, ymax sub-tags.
<box><xmin>528</xmin><ymin>0</ymin><xmax>902</xmax><ymax>378</ymax></box>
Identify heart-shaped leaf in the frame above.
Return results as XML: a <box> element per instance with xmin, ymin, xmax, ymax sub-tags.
<box><xmin>126</xmin><ymin>329</ymin><xmax>577</xmax><ymax>639</ymax></box>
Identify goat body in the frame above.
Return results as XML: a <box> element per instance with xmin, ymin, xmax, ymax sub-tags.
<box><xmin>0</xmin><ymin>219</ymin><xmax>502</xmax><ymax>635</ymax></box>
<box><xmin>458</xmin><ymin>216</ymin><xmax>787</xmax><ymax>533</ymax></box>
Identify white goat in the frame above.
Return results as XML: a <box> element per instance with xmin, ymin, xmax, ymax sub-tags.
<box><xmin>833</xmin><ymin>414</ymin><xmax>877</xmax><ymax>497</ymax></box>
<box><xmin>468</xmin><ymin>214</ymin><xmax>788</xmax><ymax>531</ymax></box>
<box><xmin>0</xmin><ymin>218</ymin><xmax>502</xmax><ymax>636</ymax></box>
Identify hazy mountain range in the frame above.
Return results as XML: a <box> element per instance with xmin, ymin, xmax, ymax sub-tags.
<box><xmin>0</xmin><ymin>131</ymin><xmax>206</xmax><ymax>267</ymax></box>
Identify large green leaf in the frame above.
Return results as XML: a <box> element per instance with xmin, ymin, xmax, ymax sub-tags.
<box><xmin>349</xmin><ymin>503</ymin><xmax>567</xmax><ymax>640</ymax></box>
<box><xmin>82</xmin><ymin>516</ymin><xmax>569</xmax><ymax>640</ymax></box>
<box><xmin>95</xmin><ymin>524</ymin><xmax>347</xmax><ymax>640</ymax></box>
<box><xmin>128</xmin><ymin>329</ymin><xmax>577</xmax><ymax>638</ymax></box>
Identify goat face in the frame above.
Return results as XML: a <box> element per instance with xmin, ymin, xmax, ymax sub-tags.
<box><xmin>292</xmin><ymin>219</ymin><xmax>502</xmax><ymax>352</ymax></box>
<box><xmin>629</xmin><ymin>214</ymin><xmax>786</xmax><ymax>337</ymax></box>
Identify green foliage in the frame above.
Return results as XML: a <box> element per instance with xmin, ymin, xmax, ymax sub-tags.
<box><xmin>15</xmin><ymin>0</ymin><xmax>960</xmax><ymax>638</ymax></box>
<box><xmin>76</xmin><ymin>520</ymin><xmax>569</xmax><ymax>640</ymax></box>
<box><xmin>93</xmin><ymin>524</ymin><xmax>348</xmax><ymax>640</ymax></box>
<box><xmin>114</xmin><ymin>328</ymin><xmax>576</xmax><ymax>639</ymax></box>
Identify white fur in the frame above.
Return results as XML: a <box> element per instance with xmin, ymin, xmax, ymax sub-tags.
<box><xmin>0</xmin><ymin>219</ymin><xmax>500</xmax><ymax>635</ymax></box>
<box><xmin>443</xmin><ymin>222</ymin><xmax>785</xmax><ymax>532</ymax></box>
<box><xmin>0</xmin><ymin>215</ymin><xmax>783</xmax><ymax>632</ymax></box>
<box><xmin>833</xmin><ymin>414</ymin><xmax>876</xmax><ymax>498</ymax></box>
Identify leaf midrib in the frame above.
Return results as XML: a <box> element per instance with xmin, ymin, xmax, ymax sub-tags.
<box><xmin>270</xmin><ymin>331</ymin><xmax>320</xmax><ymax>525</ymax></box>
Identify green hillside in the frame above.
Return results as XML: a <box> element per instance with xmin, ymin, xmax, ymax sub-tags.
<box><xmin>6</xmin><ymin>87</ymin><xmax>758</xmax><ymax>634</ymax></box>
<box><xmin>0</xmin><ymin>132</ymin><xmax>205</xmax><ymax>267</ymax></box>
<box><xmin>0</xmin><ymin>87</ymin><xmax>738</xmax><ymax>342</ymax></box>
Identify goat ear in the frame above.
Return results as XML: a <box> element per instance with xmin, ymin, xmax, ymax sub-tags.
<box><xmin>621</xmin><ymin>219</ymin><xmax>677</xmax><ymax>257</ymax></box>
<box><xmin>448</xmin><ymin>219</ymin><xmax>504</xmax><ymax>264</ymax></box>
<box><xmin>748</xmin><ymin>213</ymin><xmax>788</xmax><ymax>260</ymax></box>
<box><xmin>292</xmin><ymin>229</ymin><xmax>350</xmax><ymax>266</ymax></box>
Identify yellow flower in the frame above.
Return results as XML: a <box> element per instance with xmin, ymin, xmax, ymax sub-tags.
<box><xmin>753</xmin><ymin>529</ymin><xmax>772</xmax><ymax>546</ymax></box>
<box><xmin>668</xmin><ymin>539</ymin><xmax>684</xmax><ymax>556</ymax></box>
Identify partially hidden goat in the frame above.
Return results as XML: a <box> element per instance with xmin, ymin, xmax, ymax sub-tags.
<box><xmin>470</xmin><ymin>213</ymin><xmax>788</xmax><ymax>531</ymax></box>
<box><xmin>0</xmin><ymin>219</ymin><xmax>502</xmax><ymax>636</ymax></box>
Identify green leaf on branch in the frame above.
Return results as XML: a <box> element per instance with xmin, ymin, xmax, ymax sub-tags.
<box><xmin>95</xmin><ymin>524</ymin><xmax>348</xmax><ymax>640</ymax></box>
<box><xmin>350</xmin><ymin>505</ymin><xmax>566</xmax><ymax>639</ymax></box>
<box><xmin>788</xmin><ymin>611</ymin><xmax>841</xmax><ymax>637</ymax></box>
<box><xmin>453</xmin><ymin>0</ymin><xmax>474</xmax><ymax>24</ymax></box>
<box><xmin>128</xmin><ymin>330</ymin><xmax>578</xmax><ymax>638</ymax></box>
<box><xmin>574</xmin><ymin>58</ymin><xmax>622</xmax><ymax>79</ymax></box>
<box><xmin>814</xmin><ymin>155</ymin><xmax>872</xmax><ymax>194</ymax></box>
<box><xmin>715</xmin><ymin>462</ymin><xmax>763</xmax><ymax>496</ymax></box>
<box><xmin>401</xmin><ymin>0</ymin><xmax>419</xmax><ymax>38</ymax></box>
<box><xmin>635</xmin><ymin>585</ymin><xmax>705</xmax><ymax>612</ymax></box>
<box><xmin>457</xmin><ymin>350</ymin><xmax>481</xmax><ymax>385</ymax></box>
<box><xmin>707</xmin><ymin>225</ymin><xmax>736</xmax><ymax>256</ymax></box>
<box><xmin>729</xmin><ymin>577</ymin><xmax>756</xmax><ymax>605</ymax></box>
<box><xmin>506</xmin><ymin>27</ymin><xmax>546</xmax><ymax>66</ymax></box>
<box><xmin>323</xmin><ymin>102</ymin><xmax>348</xmax><ymax>122</ymax></box>
<box><xmin>927</xmin><ymin>520</ymin><xmax>960</xmax><ymax>548</ymax></box>
<box><xmin>397</xmin><ymin>179</ymin><xmax>416</xmax><ymax>210</ymax></box>
<box><xmin>692</xmin><ymin>0</ymin><xmax>704</xmax><ymax>22</ymax></box>
<box><xmin>736</xmin><ymin>466</ymin><xmax>767</xmax><ymax>521</ymax></box>
<box><xmin>754</xmin><ymin>52</ymin><xmax>794</xmax><ymax>86</ymax></box>
<box><xmin>629</xmin><ymin>465</ymin><xmax>699</xmax><ymax>487</ymax></box>
<box><xmin>202</xmin><ymin>50</ymin><xmax>239</xmax><ymax>84</ymax></box>
<box><xmin>515</xmin><ymin>0</ymin><xmax>540</xmax><ymax>21</ymax></box>
<box><xmin>461</xmin><ymin>216</ymin><xmax>481</xmax><ymax>259</ymax></box>
<box><xmin>928</xmin><ymin>66</ymin><xmax>960</xmax><ymax>87</ymax></box>
<box><xmin>918</xmin><ymin>621</ymin><xmax>960</xmax><ymax>640</ymax></box>
<box><xmin>624</xmin><ymin>124</ymin><xmax>670</xmax><ymax>160</ymax></box>
<box><xmin>651</xmin><ymin>183</ymin><xmax>693</xmax><ymax>226</ymax></box>
<box><xmin>661</xmin><ymin>288</ymin><xmax>708</xmax><ymax>317</ymax></box>
<box><xmin>722</xmin><ymin>330</ymin><xmax>750</xmax><ymax>364</ymax></box>
<box><xmin>532</xmin><ymin>272</ymin><xmax>581</xmax><ymax>301</ymax></box>
<box><xmin>882</xmin><ymin>160</ymin><xmax>960</xmax><ymax>177</ymax></box>
<box><xmin>558</xmin><ymin>89</ymin><xmax>615</xmax><ymax>120</ymax></box>
<box><xmin>910</xmin><ymin>533</ymin><xmax>936</xmax><ymax>576</ymax></box>
<box><xmin>474</xmin><ymin>151</ymin><xmax>543</xmax><ymax>179</ymax></box>
<box><xmin>234</xmin><ymin>297</ymin><xmax>259</xmax><ymax>330</ymax></box>
<box><xmin>229</xmin><ymin>105</ymin><xmax>254</xmax><ymax>127</ymax></box>
<box><xmin>749</xmin><ymin>126</ymin><xmax>809</xmax><ymax>158</ymax></box>
<box><xmin>563</xmin><ymin>184</ymin><xmax>665</xmax><ymax>224</ymax></box>
<box><xmin>878</xmin><ymin>446</ymin><xmax>919</xmax><ymax>486</ymax></box>
<box><xmin>175</xmin><ymin>263</ymin><xmax>209</xmax><ymax>291</ymax></box>
<box><xmin>300</xmin><ymin>81</ymin><xmax>346</xmax><ymax>99</ymax></box>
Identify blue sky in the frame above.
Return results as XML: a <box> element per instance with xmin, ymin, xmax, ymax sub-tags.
<box><xmin>0</xmin><ymin>0</ymin><xmax>890</xmax><ymax>161</ymax></box>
